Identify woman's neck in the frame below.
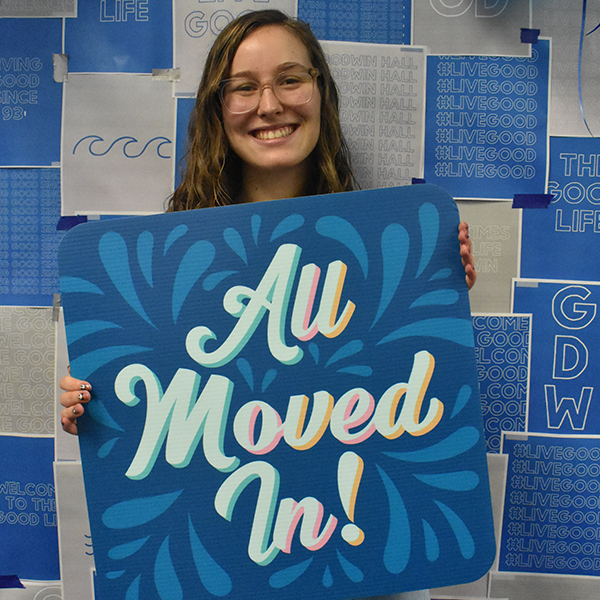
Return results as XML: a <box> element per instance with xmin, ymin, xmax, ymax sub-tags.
<box><xmin>240</xmin><ymin>162</ymin><xmax>311</xmax><ymax>203</ymax></box>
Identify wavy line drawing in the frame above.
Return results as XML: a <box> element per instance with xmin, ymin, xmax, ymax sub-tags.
<box><xmin>72</xmin><ymin>135</ymin><xmax>172</xmax><ymax>159</ymax></box>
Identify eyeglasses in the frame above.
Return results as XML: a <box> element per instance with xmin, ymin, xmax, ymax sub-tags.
<box><xmin>220</xmin><ymin>68</ymin><xmax>319</xmax><ymax>114</ymax></box>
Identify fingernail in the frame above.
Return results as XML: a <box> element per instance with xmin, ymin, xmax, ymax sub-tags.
<box><xmin>80</xmin><ymin>383</ymin><xmax>89</xmax><ymax>390</ymax></box>
<box><xmin>78</xmin><ymin>393</ymin><xmax>84</xmax><ymax>401</ymax></box>
<box><xmin>72</xmin><ymin>407</ymin><xmax>78</xmax><ymax>414</ymax></box>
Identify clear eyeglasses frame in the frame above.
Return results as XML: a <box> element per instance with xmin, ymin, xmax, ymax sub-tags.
<box><xmin>220</xmin><ymin>68</ymin><xmax>319</xmax><ymax>114</ymax></box>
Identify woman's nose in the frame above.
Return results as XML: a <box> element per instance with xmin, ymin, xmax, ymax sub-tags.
<box><xmin>257</xmin><ymin>85</ymin><xmax>284</xmax><ymax>115</ymax></box>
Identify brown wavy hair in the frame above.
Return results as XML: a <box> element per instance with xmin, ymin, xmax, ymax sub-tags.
<box><xmin>166</xmin><ymin>9</ymin><xmax>356</xmax><ymax>211</ymax></box>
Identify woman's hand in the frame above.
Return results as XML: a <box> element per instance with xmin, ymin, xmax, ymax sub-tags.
<box><xmin>458</xmin><ymin>221</ymin><xmax>477</xmax><ymax>290</ymax></box>
<box><xmin>59</xmin><ymin>369</ymin><xmax>91</xmax><ymax>435</ymax></box>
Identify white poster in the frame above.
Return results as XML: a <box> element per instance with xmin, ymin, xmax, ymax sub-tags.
<box><xmin>533</xmin><ymin>0</ymin><xmax>600</xmax><ymax>136</ymax></box>
<box><xmin>456</xmin><ymin>200</ymin><xmax>521</xmax><ymax>314</ymax></box>
<box><xmin>321</xmin><ymin>41</ymin><xmax>426</xmax><ymax>190</ymax></box>
<box><xmin>173</xmin><ymin>0</ymin><xmax>298</xmax><ymax>98</ymax></box>
<box><xmin>414</xmin><ymin>0</ymin><xmax>531</xmax><ymax>56</ymax></box>
<box><xmin>61</xmin><ymin>74</ymin><xmax>175</xmax><ymax>215</ymax></box>
<box><xmin>0</xmin><ymin>0</ymin><xmax>76</xmax><ymax>17</ymax></box>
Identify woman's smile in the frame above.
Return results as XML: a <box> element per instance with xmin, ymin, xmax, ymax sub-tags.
<box><xmin>251</xmin><ymin>124</ymin><xmax>298</xmax><ymax>141</ymax></box>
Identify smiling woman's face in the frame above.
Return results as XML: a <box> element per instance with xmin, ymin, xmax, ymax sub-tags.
<box><xmin>222</xmin><ymin>25</ymin><xmax>321</xmax><ymax>180</ymax></box>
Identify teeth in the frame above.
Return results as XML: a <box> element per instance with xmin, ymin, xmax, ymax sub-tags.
<box><xmin>254</xmin><ymin>126</ymin><xmax>294</xmax><ymax>140</ymax></box>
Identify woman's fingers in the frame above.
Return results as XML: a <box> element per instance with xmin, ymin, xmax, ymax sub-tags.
<box><xmin>59</xmin><ymin>374</ymin><xmax>91</xmax><ymax>435</ymax></box>
<box><xmin>458</xmin><ymin>221</ymin><xmax>477</xmax><ymax>291</ymax></box>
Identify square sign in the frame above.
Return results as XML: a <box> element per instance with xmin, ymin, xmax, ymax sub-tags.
<box><xmin>58</xmin><ymin>185</ymin><xmax>495</xmax><ymax>599</ymax></box>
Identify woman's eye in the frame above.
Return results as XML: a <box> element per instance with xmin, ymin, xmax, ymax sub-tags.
<box><xmin>280</xmin><ymin>76</ymin><xmax>303</xmax><ymax>86</ymax></box>
<box><xmin>233</xmin><ymin>81</ymin><xmax>258</xmax><ymax>94</ymax></box>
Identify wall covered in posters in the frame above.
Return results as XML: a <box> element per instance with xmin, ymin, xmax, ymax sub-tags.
<box><xmin>2</xmin><ymin>0</ymin><xmax>600</xmax><ymax>599</ymax></box>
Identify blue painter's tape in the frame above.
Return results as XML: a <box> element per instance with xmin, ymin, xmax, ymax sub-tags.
<box><xmin>512</xmin><ymin>194</ymin><xmax>552</xmax><ymax>208</ymax></box>
<box><xmin>57</xmin><ymin>216</ymin><xmax>88</xmax><ymax>230</ymax></box>
<box><xmin>0</xmin><ymin>576</ymin><xmax>24</xmax><ymax>588</ymax></box>
<box><xmin>520</xmin><ymin>28</ymin><xmax>541</xmax><ymax>43</ymax></box>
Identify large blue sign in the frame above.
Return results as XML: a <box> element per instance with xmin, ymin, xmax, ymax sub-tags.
<box><xmin>424</xmin><ymin>40</ymin><xmax>550</xmax><ymax>199</ymax></box>
<box><xmin>0</xmin><ymin>20</ymin><xmax>62</xmax><ymax>166</ymax></box>
<box><xmin>513</xmin><ymin>279</ymin><xmax>600</xmax><ymax>435</ymax></box>
<box><xmin>0</xmin><ymin>436</ymin><xmax>59</xmax><ymax>580</ymax></box>
<box><xmin>472</xmin><ymin>314</ymin><xmax>530</xmax><ymax>453</ymax></box>
<box><xmin>521</xmin><ymin>136</ymin><xmax>600</xmax><ymax>281</ymax></box>
<box><xmin>58</xmin><ymin>185</ymin><xmax>495</xmax><ymax>599</ymax></box>
<box><xmin>500</xmin><ymin>434</ymin><xmax>600</xmax><ymax>577</ymax></box>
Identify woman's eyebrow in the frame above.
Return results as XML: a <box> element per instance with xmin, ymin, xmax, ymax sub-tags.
<box><xmin>228</xmin><ymin>62</ymin><xmax>310</xmax><ymax>79</ymax></box>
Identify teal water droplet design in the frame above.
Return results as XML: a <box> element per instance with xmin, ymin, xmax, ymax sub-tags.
<box><xmin>102</xmin><ymin>490</ymin><xmax>183</xmax><ymax>529</ymax></box>
<box><xmin>378</xmin><ymin>318</ymin><xmax>474</xmax><ymax>348</ymax></box>
<box><xmin>316</xmin><ymin>216</ymin><xmax>368</xmax><ymax>278</ymax></box>
<box><xmin>137</xmin><ymin>231</ymin><xmax>154</xmax><ymax>287</ymax></box>
<box><xmin>376</xmin><ymin>466</ymin><xmax>410</xmax><ymax>574</ymax></box>
<box><xmin>65</xmin><ymin>320</ymin><xmax>121</xmax><ymax>343</ymax></box>
<box><xmin>237</xmin><ymin>358</ymin><xmax>254</xmax><ymax>391</ymax></box>
<box><xmin>269</xmin><ymin>558</ymin><xmax>313</xmax><ymax>588</ymax></box>
<box><xmin>325</xmin><ymin>339</ymin><xmax>363</xmax><ymax>367</ymax></box>
<box><xmin>60</xmin><ymin>276</ymin><xmax>104</xmax><ymax>295</ymax></box>
<box><xmin>125</xmin><ymin>574</ymin><xmax>141</xmax><ymax>600</ymax></box>
<box><xmin>270</xmin><ymin>214</ymin><xmax>305</xmax><ymax>241</ymax></box>
<box><xmin>383</xmin><ymin>426</ymin><xmax>479</xmax><ymax>463</ymax></box>
<box><xmin>224</xmin><ymin>227</ymin><xmax>248</xmax><ymax>265</ymax></box>
<box><xmin>109</xmin><ymin>536</ymin><xmax>150</xmax><ymax>560</ymax></box>
<box><xmin>434</xmin><ymin>501</ymin><xmax>475</xmax><ymax>559</ymax></box>
<box><xmin>335</xmin><ymin>550</ymin><xmax>364</xmax><ymax>582</ymax></box>
<box><xmin>372</xmin><ymin>223</ymin><xmax>409</xmax><ymax>327</ymax></box>
<box><xmin>203</xmin><ymin>271</ymin><xmax>237</xmax><ymax>291</ymax></box>
<box><xmin>322</xmin><ymin>565</ymin><xmax>333</xmax><ymax>587</ymax></box>
<box><xmin>261</xmin><ymin>369</ymin><xmax>277</xmax><ymax>392</ymax></box>
<box><xmin>98</xmin><ymin>437</ymin><xmax>119</xmax><ymax>457</ymax></box>
<box><xmin>416</xmin><ymin>203</ymin><xmax>439</xmax><ymax>278</ymax></box>
<box><xmin>422</xmin><ymin>519</ymin><xmax>439</xmax><ymax>562</ymax></box>
<box><xmin>409</xmin><ymin>289</ymin><xmax>459</xmax><ymax>309</ymax></box>
<box><xmin>163</xmin><ymin>224</ymin><xmax>187</xmax><ymax>254</ymax></box>
<box><xmin>188</xmin><ymin>515</ymin><xmax>232</xmax><ymax>596</ymax></box>
<box><xmin>172</xmin><ymin>240</ymin><xmax>215</xmax><ymax>323</ymax></box>
<box><xmin>69</xmin><ymin>345</ymin><xmax>152</xmax><ymax>380</ymax></box>
<box><xmin>251</xmin><ymin>214</ymin><xmax>261</xmax><ymax>244</ymax></box>
<box><xmin>106</xmin><ymin>570</ymin><xmax>125</xmax><ymax>579</ymax></box>
<box><xmin>414</xmin><ymin>471</ymin><xmax>479</xmax><ymax>491</ymax></box>
<box><xmin>99</xmin><ymin>232</ymin><xmax>154</xmax><ymax>327</ymax></box>
<box><xmin>451</xmin><ymin>385</ymin><xmax>472</xmax><ymax>418</ymax></box>
<box><xmin>87</xmin><ymin>399</ymin><xmax>124</xmax><ymax>432</ymax></box>
<box><xmin>154</xmin><ymin>536</ymin><xmax>183</xmax><ymax>600</ymax></box>
<box><xmin>429</xmin><ymin>268</ymin><xmax>451</xmax><ymax>281</ymax></box>
<box><xmin>336</xmin><ymin>366</ymin><xmax>373</xmax><ymax>377</ymax></box>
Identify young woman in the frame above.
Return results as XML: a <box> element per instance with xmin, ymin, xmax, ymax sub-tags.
<box><xmin>59</xmin><ymin>11</ymin><xmax>476</xmax><ymax>599</ymax></box>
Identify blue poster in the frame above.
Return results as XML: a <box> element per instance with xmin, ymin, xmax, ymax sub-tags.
<box><xmin>500</xmin><ymin>434</ymin><xmax>600</xmax><ymax>577</ymax></box>
<box><xmin>0</xmin><ymin>168</ymin><xmax>64</xmax><ymax>306</ymax></box>
<box><xmin>424</xmin><ymin>40</ymin><xmax>550</xmax><ymax>199</ymax></box>
<box><xmin>58</xmin><ymin>185</ymin><xmax>495</xmax><ymax>599</ymax></box>
<box><xmin>472</xmin><ymin>315</ymin><xmax>530</xmax><ymax>453</ymax></box>
<box><xmin>521</xmin><ymin>136</ymin><xmax>600</xmax><ymax>281</ymax></box>
<box><xmin>0</xmin><ymin>19</ymin><xmax>62</xmax><ymax>167</ymax></box>
<box><xmin>65</xmin><ymin>1</ymin><xmax>172</xmax><ymax>73</ymax></box>
<box><xmin>513</xmin><ymin>279</ymin><xmax>600</xmax><ymax>435</ymax></box>
<box><xmin>175</xmin><ymin>98</ymin><xmax>195</xmax><ymax>189</ymax></box>
<box><xmin>0</xmin><ymin>435</ymin><xmax>59</xmax><ymax>581</ymax></box>
<box><xmin>298</xmin><ymin>0</ymin><xmax>411</xmax><ymax>44</ymax></box>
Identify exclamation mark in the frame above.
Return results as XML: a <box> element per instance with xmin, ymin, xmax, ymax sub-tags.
<box><xmin>337</xmin><ymin>451</ymin><xmax>365</xmax><ymax>545</ymax></box>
